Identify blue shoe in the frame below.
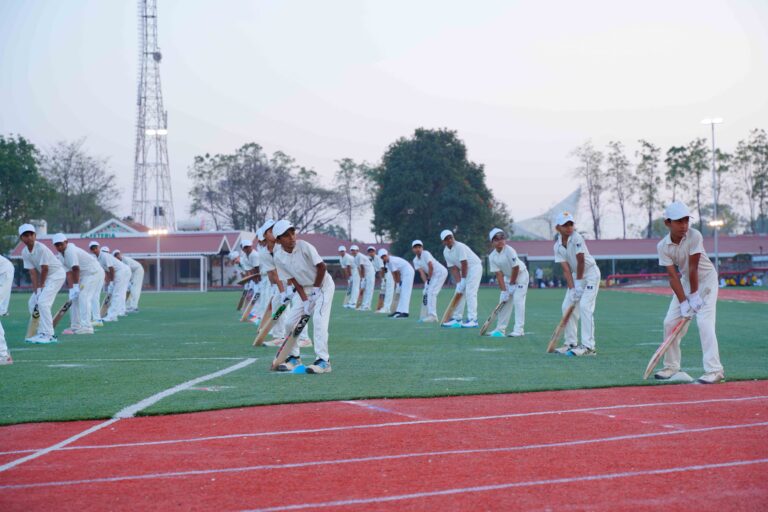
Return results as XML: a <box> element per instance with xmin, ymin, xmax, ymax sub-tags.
<box><xmin>306</xmin><ymin>358</ymin><xmax>332</xmax><ymax>374</ymax></box>
<box><xmin>461</xmin><ymin>320</ymin><xmax>479</xmax><ymax>328</ymax></box>
<box><xmin>488</xmin><ymin>330</ymin><xmax>505</xmax><ymax>338</ymax></box>
<box><xmin>441</xmin><ymin>320</ymin><xmax>462</xmax><ymax>328</ymax></box>
<box><xmin>277</xmin><ymin>355</ymin><xmax>302</xmax><ymax>372</ymax></box>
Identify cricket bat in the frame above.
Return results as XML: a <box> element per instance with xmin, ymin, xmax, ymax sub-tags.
<box><xmin>440</xmin><ymin>292</ymin><xmax>463</xmax><ymax>324</ymax></box>
<box><xmin>237</xmin><ymin>274</ymin><xmax>259</xmax><ymax>286</ymax></box>
<box><xmin>546</xmin><ymin>303</ymin><xmax>576</xmax><ymax>353</ymax></box>
<box><xmin>355</xmin><ymin>288</ymin><xmax>364</xmax><ymax>309</ymax></box>
<box><xmin>419</xmin><ymin>292</ymin><xmax>428</xmax><ymax>320</ymax></box>
<box><xmin>344</xmin><ymin>283</ymin><xmax>352</xmax><ymax>305</ymax></box>
<box><xmin>52</xmin><ymin>300</ymin><xmax>73</xmax><ymax>328</ymax></box>
<box><xmin>100</xmin><ymin>292</ymin><xmax>111</xmax><ymax>318</ymax></box>
<box><xmin>26</xmin><ymin>305</ymin><xmax>41</xmax><ymax>338</ymax></box>
<box><xmin>236</xmin><ymin>288</ymin><xmax>249</xmax><ymax>311</ymax></box>
<box><xmin>252</xmin><ymin>301</ymin><xmax>275</xmax><ymax>346</ymax></box>
<box><xmin>240</xmin><ymin>291</ymin><xmax>260</xmax><ymax>322</ymax></box>
<box><xmin>480</xmin><ymin>300</ymin><xmax>507</xmax><ymax>336</ymax></box>
<box><xmin>271</xmin><ymin>313</ymin><xmax>311</xmax><ymax>370</ymax></box>
<box><xmin>642</xmin><ymin>288</ymin><xmax>711</xmax><ymax>379</ymax></box>
<box><xmin>390</xmin><ymin>290</ymin><xmax>400</xmax><ymax>314</ymax></box>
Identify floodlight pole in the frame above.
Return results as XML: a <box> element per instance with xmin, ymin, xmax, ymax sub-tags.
<box><xmin>702</xmin><ymin>118</ymin><xmax>722</xmax><ymax>275</ymax></box>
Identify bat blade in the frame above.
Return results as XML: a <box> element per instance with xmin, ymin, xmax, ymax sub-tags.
<box><xmin>480</xmin><ymin>300</ymin><xmax>507</xmax><ymax>336</ymax></box>
<box><xmin>240</xmin><ymin>292</ymin><xmax>260</xmax><ymax>322</ymax></box>
<box><xmin>271</xmin><ymin>313</ymin><xmax>310</xmax><ymax>370</ymax></box>
<box><xmin>236</xmin><ymin>289</ymin><xmax>248</xmax><ymax>311</ymax></box>
<box><xmin>52</xmin><ymin>300</ymin><xmax>73</xmax><ymax>328</ymax></box>
<box><xmin>643</xmin><ymin>317</ymin><xmax>690</xmax><ymax>379</ymax></box>
<box><xmin>99</xmin><ymin>293</ymin><xmax>111</xmax><ymax>318</ymax></box>
<box><xmin>546</xmin><ymin>303</ymin><xmax>576</xmax><ymax>353</ymax></box>
<box><xmin>440</xmin><ymin>292</ymin><xmax>463</xmax><ymax>324</ymax></box>
<box><xmin>390</xmin><ymin>291</ymin><xmax>400</xmax><ymax>314</ymax></box>
<box><xmin>376</xmin><ymin>291</ymin><xmax>384</xmax><ymax>311</ymax></box>
<box><xmin>355</xmin><ymin>288</ymin><xmax>364</xmax><ymax>309</ymax></box>
<box><xmin>26</xmin><ymin>305</ymin><xmax>40</xmax><ymax>338</ymax></box>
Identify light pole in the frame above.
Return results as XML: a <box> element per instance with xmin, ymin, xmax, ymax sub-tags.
<box><xmin>148</xmin><ymin>228</ymin><xmax>168</xmax><ymax>291</ymax></box>
<box><xmin>701</xmin><ymin>117</ymin><xmax>723</xmax><ymax>275</ymax></box>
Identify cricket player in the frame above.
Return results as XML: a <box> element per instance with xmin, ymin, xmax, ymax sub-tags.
<box><xmin>440</xmin><ymin>230</ymin><xmax>482</xmax><ymax>328</ymax></box>
<box><xmin>19</xmin><ymin>223</ymin><xmax>66</xmax><ymax>343</ymax></box>
<box><xmin>273</xmin><ymin>220</ymin><xmax>334</xmax><ymax>374</ymax></box>
<box><xmin>0</xmin><ymin>254</ymin><xmax>14</xmax><ymax>363</ymax></box>
<box><xmin>239</xmin><ymin>238</ymin><xmax>261</xmax><ymax>321</ymax></box>
<box><xmin>411</xmin><ymin>240</ymin><xmax>447</xmax><ymax>322</ymax></box>
<box><xmin>114</xmin><ymin>249</ymin><xmax>144</xmax><ymax>312</ymax></box>
<box><xmin>655</xmin><ymin>201</ymin><xmax>724</xmax><ymax>384</ymax></box>
<box><xmin>378</xmin><ymin>249</ymin><xmax>414</xmax><ymax>318</ymax></box>
<box><xmin>487</xmin><ymin>228</ymin><xmax>529</xmax><ymax>337</ymax></box>
<box><xmin>552</xmin><ymin>212</ymin><xmax>601</xmax><ymax>356</ymax></box>
<box><xmin>368</xmin><ymin>246</ymin><xmax>392</xmax><ymax>313</ymax></box>
<box><xmin>53</xmin><ymin>234</ymin><xmax>101</xmax><ymax>335</ymax></box>
<box><xmin>352</xmin><ymin>245</ymin><xmax>375</xmax><ymax>310</ymax></box>
<box><xmin>338</xmin><ymin>245</ymin><xmax>357</xmax><ymax>309</ymax></box>
<box><xmin>89</xmin><ymin>242</ymin><xmax>130</xmax><ymax>321</ymax></box>
<box><xmin>252</xmin><ymin>229</ymin><xmax>272</xmax><ymax>322</ymax></box>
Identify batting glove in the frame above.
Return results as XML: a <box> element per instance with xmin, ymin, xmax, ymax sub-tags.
<box><xmin>456</xmin><ymin>279</ymin><xmax>467</xmax><ymax>293</ymax></box>
<box><xmin>500</xmin><ymin>290</ymin><xmax>510</xmax><ymax>303</ymax></box>
<box><xmin>680</xmin><ymin>299</ymin><xmax>694</xmax><ymax>318</ymax></box>
<box><xmin>360</xmin><ymin>280</ymin><xmax>366</xmax><ymax>290</ymax></box>
<box><xmin>688</xmin><ymin>291</ymin><xmax>704</xmax><ymax>313</ymax></box>
<box><xmin>303</xmin><ymin>289</ymin><xmax>320</xmax><ymax>315</ymax></box>
<box><xmin>569</xmin><ymin>287</ymin><xmax>581</xmax><ymax>303</ymax></box>
<box><xmin>107</xmin><ymin>282</ymin><xmax>115</xmax><ymax>294</ymax></box>
<box><xmin>68</xmin><ymin>284</ymin><xmax>80</xmax><ymax>300</ymax></box>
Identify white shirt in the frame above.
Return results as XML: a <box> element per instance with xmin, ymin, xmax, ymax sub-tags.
<box><xmin>59</xmin><ymin>245</ymin><xmax>101</xmax><ymax>276</ymax></box>
<box><xmin>553</xmin><ymin>232</ymin><xmax>599</xmax><ymax>278</ymax></box>
<box><xmin>120</xmin><ymin>255</ymin><xmax>143</xmax><ymax>272</ymax></box>
<box><xmin>22</xmin><ymin>241</ymin><xmax>65</xmax><ymax>278</ymax></box>
<box><xmin>354</xmin><ymin>252</ymin><xmax>374</xmax><ymax>276</ymax></box>
<box><xmin>275</xmin><ymin>240</ymin><xmax>331</xmax><ymax>288</ymax></box>
<box><xmin>413</xmin><ymin>250</ymin><xmax>447</xmax><ymax>277</ymax></box>
<box><xmin>370</xmin><ymin>254</ymin><xmax>383</xmax><ymax>272</ymax></box>
<box><xmin>339</xmin><ymin>253</ymin><xmax>357</xmax><ymax>276</ymax></box>
<box><xmin>489</xmin><ymin>245</ymin><xmax>529</xmax><ymax>285</ymax></box>
<box><xmin>0</xmin><ymin>254</ymin><xmax>14</xmax><ymax>276</ymax></box>
<box><xmin>260</xmin><ymin>244</ymin><xmax>288</xmax><ymax>281</ymax></box>
<box><xmin>242</xmin><ymin>248</ymin><xmax>260</xmax><ymax>270</ymax></box>
<box><xmin>387</xmin><ymin>256</ymin><xmax>414</xmax><ymax>276</ymax></box>
<box><xmin>443</xmin><ymin>241</ymin><xmax>482</xmax><ymax>270</ymax></box>
<box><xmin>657</xmin><ymin>228</ymin><xmax>716</xmax><ymax>282</ymax></box>
<box><xmin>98</xmin><ymin>250</ymin><xmax>128</xmax><ymax>275</ymax></box>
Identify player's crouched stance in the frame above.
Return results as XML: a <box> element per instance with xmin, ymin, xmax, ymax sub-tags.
<box><xmin>273</xmin><ymin>220</ymin><xmax>334</xmax><ymax>374</ymax></box>
<box><xmin>655</xmin><ymin>202</ymin><xmax>724</xmax><ymax>384</ymax></box>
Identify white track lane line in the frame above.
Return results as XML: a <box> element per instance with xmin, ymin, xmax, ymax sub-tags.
<box><xmin>13</xmin><ymin>357</ymin><xmax>245</xmax><ymax>363</ymax></box>
<box><xmin>243</xmin><ymin>458</ymin><xmax>768</xmax><ymax>511</ymax></box>
<box><xmin>340</xmin><ymin>401</ymin><xmax>420</xmax><ymax>419</ymax></box>
<box><xmin>1</xmin><ymin>421</ymin><xmax>765</xmax><ymax>490</ymax></box>
<box><xmin>0</xmin><ymin>358</ymin><xmax>257</xmax><ymax>473</ymax></box>
<box><xmin>1</xmin><ymin>394</ymin><xmax>761</xmax><ymax>456</ymax></box>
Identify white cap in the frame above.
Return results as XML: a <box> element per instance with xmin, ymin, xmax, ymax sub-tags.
<box><xmin>88</xmin><ymin>240</ymin><xmax>100</xmax><ymax>248</ymax></box>
<box><xmin>367</xmin><ymin>246</ymin><xmax>376</xmax><ymax>252</ymax></box>
<box><xmin>440</xmin><ymin>229</ymin><xmax>453</xmax><ymax>241</ymax></box>
<box><xmin>378</xmin><ymin>248</ymin><xmax>388</xmax><ymax>257</ymax></box>
<box><xmin>411</xmin><ymin>239</ymin><xmax>423</xmax><ymax>247</ymax></box>
<box><xmin>338</xmin><ymin>245</ymin><xmax>347</xmax><ymax>252</ymax></box>
<box><xmin>664</xmin><ymin>201</ymin><xmax>692</xmax><ymax>221</ymax></box>
<box><xmin>52</xmin><ymin>233</ymin><xmax>67</xmax><ymax>244</ymax></box>
<box><xmin>256</xmin><ymin>227</ymin><xmax>264</xmax><ymax>242</ymax></box>
<box><xmin>101</xmin><ymin>246</ymin><xmax>110</xmax><ymax>253</ymax></box>
<box><xmin>18</xmin><ymin>223</ymin><xmax>36</xmax><ymax>236</ymax></box>
<box><xmin>229</xmin><ymin>250</ymin><xmax>240</xmax><ymax>260</ymax></box>
<box><xmin>555</xmin><ymin>211</ymin><xmax>575</xmax><ymax>226</ymax></box>
<box><xmin>240</xmin><ymin>239</ymin><xmax>252</xmax><ymax>248</ymax></box>
<box><xmin>488</xmin><ymin>228</ymin><xmax>504</xmax><ymax>241</ymax></box>
<box><xmin>112</xmin><ymin>249</ymin><xmax>121</xmax><ymax>255</ymax></box>
<box><xmin>273</xmin><ymin>219</ymin><xmax>293</xmax><ymax>238</ymax></box>
<box><xmin>350</xmin><ymin>244</ymin><xmax>359</xmax><ymax>251</ymax></box>
<box><xmin>259</xmin><ymin>219</ymin><xmax>276</xmax><ymax>239</ymax></box>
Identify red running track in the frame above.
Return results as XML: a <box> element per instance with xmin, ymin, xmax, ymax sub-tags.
<box><xmin>0</xmin><ymin>381</ymin><xmax>767</xmax><ymax>511</ymax></box>
<box><xmin>609</xmin><ymin>287</ymin><xmax>768</xmax><ymax>303</ymax></box>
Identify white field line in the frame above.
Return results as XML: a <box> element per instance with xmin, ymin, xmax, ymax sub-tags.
<box><xmin>13</xmin><ymin>357</ymin><xmax>245</xmax><ymax>363</ymax></box>
<box><xmin>0</xmin><ymin>358</ymin><xmax>257</xmax><ymax>473</ymax></box>
<box><xmin>1</xmin><ymin>394</ymin><xmax>765</xmax><ymax>456</ymax></box>
<box><xmin>0</xmin><ymin>421</ymin><xmax>765</xmax><ymax>490</ymax></box>
<box><xmin>340</xmin><ymin>401</ymin><xmax>420</xmax><ymax>419</ymax></box>
<box><xmin>243</xmin><ymin>458</ymin><xmax>768</xmax><ymax>512</ymax></box>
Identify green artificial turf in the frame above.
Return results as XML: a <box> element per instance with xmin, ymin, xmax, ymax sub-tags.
<box><xmin>0</xmin><ymin>288</ymin><xmax>765</xmax><ymax>425</ymax></box>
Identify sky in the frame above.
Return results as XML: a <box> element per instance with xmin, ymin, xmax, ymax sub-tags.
<box><xmin>1</xmin><ymin>0</ymin><xmax>767</xmax><ymax>240</ymax></box>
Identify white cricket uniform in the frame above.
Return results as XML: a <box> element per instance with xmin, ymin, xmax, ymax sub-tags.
<box><xmin>98</xmin><ymin>251</ymin><xmax>131</xmax><ymax>320</ymax></box>
<box><xmin>657</xmin><ymin>228</ymin><xmax>722</xmax><ymax>373</ymax></box>
<box><xmin>121</xmin><ymin>255</ymin><xmax>144</xmax><ymax>310</ymax></box>
<box><xmin>59</xmin><ymin>245</ymin><xmax>102</xmax><ymax>331</ymax></box>
<box><xmin>91</xmin><ymin>261</ymin><xmax>106</xmax><ymax>322</ymax></box>
<box><xmin>340</xmin><ymin>253</ymin><xmax>357</xmax><ymax>306</ymax></box>
<box><xmin>254</xmin><ymin>244</ymin><xmax>272</xmax><ymax>319</ymax></box>
<box><xmin>355</xmin><ymin>252</ymin><xmax>375</xmax><ymax>309</ymax></box>
<box><xmin>372</xmin><ymin>254</ymin><xmax>393</xmax><ymax>312</ymax></box>
<box><xmin>413</xmin><ymin>250</ymin><xmax>448</xmax><ymax>318</ymax></box>
<box><xmin>0</xmin><ymin>255</ymin><xmax>14</xmax><ymax>356</ymax></box>
<box><xmin>242</xmin><ymin>248</ymin><xmax>265</xmax><ymax>319</ymax></box>
<box><xmin>260</xmin><ymin>245</ymin><xmax>308</xmax><ymax>341</ymax></box>
<box><xmin>22</xmin><ymin>241</ymin><xmax>66</xmax><ymax>337</ymax></box>
<box><xmin>554</xmin><ymin>231</ymin><xmax>601</xmax><ymax>349</ymax></box>
<box><xmin>387</xmin><ymin>256</ymin><xmax>415</xmax><ymax>314</ymax></box>
<box><xmin>275</xmin><ymin>240</ymin><xmax>334</xmax><ymax>361</ymax></box>
<box><xmin>443</xmin><ymin>241</ymin><xmax>483</xmax><ymax>322</ymax></box>
<box><xmin>489</xmin><ymin>245</ymin><xmax>529</xmax><ymax>335</ymax></box>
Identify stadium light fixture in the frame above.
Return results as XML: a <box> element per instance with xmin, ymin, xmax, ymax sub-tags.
<box><xmin>701</xmin><ymin>117</ymin><xmax>723</xmax><ymax>274</ymax></box>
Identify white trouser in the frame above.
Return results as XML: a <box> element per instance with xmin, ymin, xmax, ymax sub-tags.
<box><xmin>269</xmin><ymin>285</ymin><xmax>293</xmax><ymax>339</ymax></box>
<box><xmin>361</xmin><ymin>273</ymin><xmax>375</xmax><ymax>309</ymax></box>
<box><xmin>253</xmin><ymin>279</ymin><xmax>271</xmax><ymax>319</ymax></box>
<box><xmin>0</xmin><ymin>319</ymin><xmax>7</xmax><ymax>357</ymax></box>
<box><xmin>382</xmin><ymin>271</ymin><xmax>395</xmax><ymax>311</ymax></box>
<box><xmin>28</xmin><ymin>271</ymin><xmax>66</xmax><ymax>337</ymax></box>
<box><xmin>396</xmin><ymin>267</ymin><xmax>415</xmax><ymax>314</ymax></box>
<box><xmin>562</xmin><ymin>269</ymin><xmax>601</xmax><ymax>349</ymax></box>
<box><xmin>346</xmin><ymin>273</ymin><xmax>360</xmax><ymax>306</ymax></box>
<box><xmin>0</xmin><ymin>267</ymin><xmax>13</xmax><ymax>315</ymax></box>
<box><xmin>663</xmin><ymin>275</ymin><xmax>722</xmax><ymax>373</ymax></box>
<box><xmin>92</xmin><ymin>267</ymin><xmax>105</xmax><ymax>320</ymax></box>
<box><xmin>284</xmin><ymin>275</ymin><xmax>334</xmax><ymax>361</ymax></box>
<box><xmin>128</xmin><ymin>266</ymin><xmax>144</xmax><ymax>310</ymax></box>
<box><xmin>72</xmin><ymin>271</ymin><xmax>101</xmax><ymax>331</ymax></box>
<box><xmin>452</xmin><ymin>263</ymin><xmax>483</xmax><ymax>322</ymax></box>
<box><xmin>496</xmin><ymin>281</ymin><xmax>528</xmax><ymax>334</ymax></box>
<box><xmin>426</xmin><ymin>268</ymin><xmax>448</xmax><ymax>317</ymax></box>
<box><xmin>107</xmin><ymin>269</ymin><xmax>131</xmax><ymax>318</ymax></box>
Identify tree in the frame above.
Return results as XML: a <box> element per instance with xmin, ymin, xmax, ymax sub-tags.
<box><xmin>0</xmin><ymin>135</ymin><xmax>51</xmax><ymax>253</ymax></box>
<box><xmin>606</xmin><ymin>141</ymin><xmax>633</xmax><ymax>239</ymax></box>
<box><xmin>664</xmin><ymin>145</ymin><xmax>688</xmax><ymax>203</ymax></box>
<box><xmin>334</xmin><ymin>158</ymin><xmax>373</xmax><ymax>241</ymax></box>
<box><xmin>685</xmin><ymin>138</ymin><xmax>709</xmax><ymax>231</ymax></box>
<box><xmin>39</xmin><ymin>139</ymin><xmax>119</xmax><ymax>233</ymax></box>
<box><xmin>733</xmin><ymin>129</ymin><xmax>768</xmax><ymax>234</ymax></box>
<box><xmin>635</xmin><ymin>140</ymin><xmax>662</xmax><ymax>239</ymax></box>
<box><xmin>571</xmin><ymin>141</ymin><xmax>605</xmax><ymax>239</ymax></box>
<box><xmin>372</xmin><ymin>128</ymin><xmax>509</xmax><ymax>257</ymax></box>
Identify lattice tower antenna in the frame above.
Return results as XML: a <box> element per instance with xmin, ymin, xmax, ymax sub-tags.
<box><xmin>131</xmin><ymin>0</ymin><xmax>175</xmax><ymax>230</ymax></box>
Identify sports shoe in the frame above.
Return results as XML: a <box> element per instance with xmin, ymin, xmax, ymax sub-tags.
<box><xmin>277</xmin><ymin>355</ymin><xmax>302</xmax><ymax>372</ymax></box>
<box><xmin>461</xmin><ymin>320</ymin><xmax>479</xmax><ymax>328</ymax></box>
<box><xmin>91</xmin><ymin>320</ymin><xmax>104</xmax><ymax>327</ymax></box>
<box><xmin>392</xmin><ymin>312</ymin><xmax>409</xmax><ymax>318</ymax></box>
<box><xmin>25</xmin><ymin>334</ymin><xmax>58</xmax><ymax>344</ymax></box>
<box><xmin>420</xmin><ymin>314</ymin><xmax>438</xmax><ymax>323</ymax></box>
<box><xmin>375</xmin><ymin>309</ymin><xmax>388</xmax><ymax>314</ymax></box>
<box><xmin>553</xmin><ymin>344</ymin><xmax>576</xmax><ymax>355</ymax></box>
<box><xmin>508</xmin><ymin>331</ymin><xmax>525</xmax><ymax>337</ymax></box>
<box><xmin>441</xmin><ymin>319</ymin><xmax>462</xmax><ymax>328</ymax></box>
<box><xmin>0</xmin><ymin>354</ymin><xmax>12</xmax><ymax>365</ymax></box>
<box><xmin>358</xmin><ymin>306</ymin><xmax>371</xmax><ymax>311</ymax></box>
<box><xmin>697</xmin><ymin>371</ymin><xmax>725</xmax><ymax>384</ymax></box>
<box><xmin>567</xmin><ymin>345</ymin><xmax>596</xmax><ymax>357</ymax></box>
<box><xmin>654</xmin><ymin>367</ymin><xmax>681</xmax><ymax>380</ymax></box>
<box><xmin>74</xmin><ymin>327</ymin><xmax>94</xmax><ymax>335</ymax></box>
<box><xmin>306</xmin><ymin>358</ymin><xmax>332</xmax><ymax>374</ymax></box>
<box><xmin>488</xmin><ymin>330</ymin><xmax>505</xmax><ymax>338</ymax></box>
<box><xmin>103</xmin><ymin>316</ymin><xmax>118</xmax><ymax>322</ymax></box>
<box><xmin>298</xmin><ymin>338</ymin><xmax>313</xmax><ymax>348</ymax></box>
<box><xmin>61</xmin><ymin>328</ymin><xmax>76</xmax><ymax>335</ymax></box>
<box><xmin>266</xmin><ymin>338</ymin><xmax>284</xmax><ymax>347</ymax></box>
